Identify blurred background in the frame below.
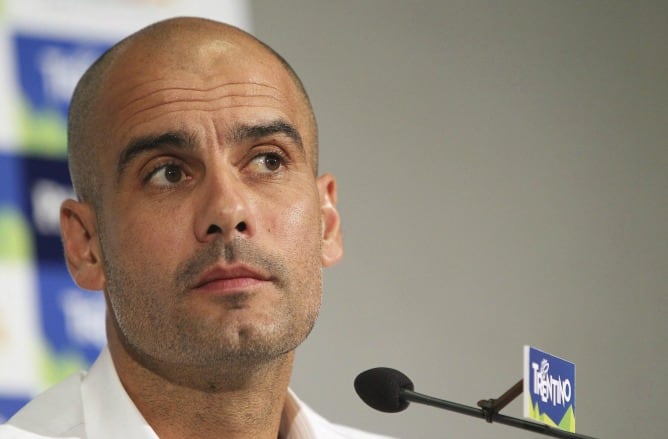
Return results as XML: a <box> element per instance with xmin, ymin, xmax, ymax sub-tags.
<box><xmin>1</xmin><ymin>1</ymin><xmax>666</xmax><ymax>438</ymax></box>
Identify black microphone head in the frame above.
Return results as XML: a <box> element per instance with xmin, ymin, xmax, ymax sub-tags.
<box><xmin>354</xmin><ymin>367</ymin><xmax>414</xmax><ymax>413</ymax></box>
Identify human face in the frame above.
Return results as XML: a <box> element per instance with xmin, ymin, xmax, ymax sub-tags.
<box><xmin>77</xmin><ymin>35</ymin><xmax>341</xmax><ymax>369</ymax></box>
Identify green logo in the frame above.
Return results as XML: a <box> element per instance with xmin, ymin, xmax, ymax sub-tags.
<box><xmin>0</xmin><ymin>207</ymin><xmax>33</xmax><ymax>262</ymax></box>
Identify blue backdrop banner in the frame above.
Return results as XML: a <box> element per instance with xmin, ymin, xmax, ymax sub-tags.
<box><xmin>0</xmin><ymin>0</ymin><xmax>250</xmax><ymax>422</ymax></box>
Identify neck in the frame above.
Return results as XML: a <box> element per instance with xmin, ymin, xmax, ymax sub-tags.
<box><xmin>107</xmin><ymin>324</ymin><xmax>295</xmax><ymax>439</ymax></box>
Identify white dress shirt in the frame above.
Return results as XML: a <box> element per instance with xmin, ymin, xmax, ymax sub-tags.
<box><xmin>0</xmin><ymin>348</ymin><xmax>395</xmax><ymax>439</ymax></box>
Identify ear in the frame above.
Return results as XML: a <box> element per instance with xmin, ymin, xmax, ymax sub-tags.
<box><xmin>60</xmin><ymin>198</ymin><xmax>105</xmax><ymax>291</ymax></box>
<box><xmin>316</xmin><ymin>173</ymin><xmax>343</xmax><ymax>267</ymax></box>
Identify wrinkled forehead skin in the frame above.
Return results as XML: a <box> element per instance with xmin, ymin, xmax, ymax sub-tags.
<box><xmin>88</xmin><ymin>18</ymin><xmax>317</xmax><ymax>194</ymax></box>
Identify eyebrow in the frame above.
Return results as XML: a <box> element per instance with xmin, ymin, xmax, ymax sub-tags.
<box><xmin>227</xmin><ymin>120</ymin><xmax>304</xmax><ymax>152</ymax></box>
<box><xmin>115</xmin><ymin>120</ymin><xmax>304</xmax><ymax>178</ymax></box>
<box><xmin>117</xmin><ymin>131</ymin><xmax>195</xmax><ymax>178</ymax></box>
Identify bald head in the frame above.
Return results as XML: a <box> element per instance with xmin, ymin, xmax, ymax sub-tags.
<box><xmin>67</xmin><ymin>17</ymin><xmax>317</xmax><ymax>205</ymax></box>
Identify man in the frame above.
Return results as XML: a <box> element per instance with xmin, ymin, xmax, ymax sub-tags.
<box><xmin>0</xmin><ymin>17</ymin><xmax>393</xmax><ymax>439</ymax></box>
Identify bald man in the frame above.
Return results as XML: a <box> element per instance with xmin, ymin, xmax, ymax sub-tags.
<box><xmin>0</xmin><ymin>17</ymin><xmax>394</xmax><ymax>439</ymax></box>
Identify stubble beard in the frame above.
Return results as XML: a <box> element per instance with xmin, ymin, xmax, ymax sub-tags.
<box><xmin>100</xmin><ymin>234</ymin><xmax>323</xmax><ymax>373</ymax></box>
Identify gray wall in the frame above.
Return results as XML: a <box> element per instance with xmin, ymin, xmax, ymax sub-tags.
<box><xmin>251</xmin><ymin>2</ymin><xmax>667</xmax><ymax>438</ymax></box>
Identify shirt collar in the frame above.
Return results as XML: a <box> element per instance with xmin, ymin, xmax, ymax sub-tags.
<box><xmin>80</xmin><ymin>347</ymin><xmax>322</xmax><ymax>439</ymax></box>
<box><xmin>80</xmin><ymin>347</ymin><xmax>158</xmax><ymax>439</ymax></box>
<box><xmin>280</xmin><ymin>389</ymin><xmax>317</xmax><ymax>439</ymax></box>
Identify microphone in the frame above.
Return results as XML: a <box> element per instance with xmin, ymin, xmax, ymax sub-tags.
<box><xmin>353</xmin><ymin>367</ymin><xmax>413</xmax><ymax>413</ymax></box>
<box><xmin>354</xmin><ymin>367</ymin><xmax>600</xmax><ymax>439</ymax></box>
<box><xmin>354</xmin><ymin>367</ymin><xmax>482</xmax><ymax>417</ymax></box>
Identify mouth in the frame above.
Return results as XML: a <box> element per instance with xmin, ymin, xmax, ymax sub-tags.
<box><xmin>193</xmin><ymin>264</ymin><xmax>272</xmax><ymax>294</ymax></box>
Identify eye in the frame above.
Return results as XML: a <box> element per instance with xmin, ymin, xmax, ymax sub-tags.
<box><xmin>249</xmin><ymin>152</ymin><xmax>285</xmax><ymax>173</ymax></box>
<box><xmin>146</xmin><ymin>162</ymin><xmax>188</xmax><ymax>187</ymax></box>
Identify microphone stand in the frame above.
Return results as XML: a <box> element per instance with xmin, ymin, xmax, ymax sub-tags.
<box><xmin>399</xmin><ymin>378</ymin><xmax>599</xmax><ymax>439</ymax></box>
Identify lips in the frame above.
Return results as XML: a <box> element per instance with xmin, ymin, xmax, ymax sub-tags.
<box><xmin>193</xmin><ymin>264</ymin><xmax>272</xmax><ymax>292</ymax></box>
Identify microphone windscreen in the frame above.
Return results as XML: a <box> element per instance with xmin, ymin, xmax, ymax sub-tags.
<box><xmin>354</xmin><ymin>367</ymin><xmax>414</xmax><ymax>413</ymax></box>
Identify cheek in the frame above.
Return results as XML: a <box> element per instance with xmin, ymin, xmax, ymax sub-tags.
<box><xmin>104</xmin><ymin>202</ymin><xmax>193</xmax><ymax>267</ymax></box>
<box><xmin>263</xmin><ymin>191</ymin><xmax>322</xmax><ymax>250</ymax></box>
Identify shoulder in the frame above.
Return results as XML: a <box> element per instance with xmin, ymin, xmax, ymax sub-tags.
<box><xmin>0</xmin><ymin>424</ymin><xmax>75</xmax><ymax>439</ymax></box>
<box><xmin>4</xmin><ymin>372</ymin><xmax>86</xmax><ymax>438</ymax></box>
<box><xmin>326</xmin><ymin>423</ymin><xmax>398</xmax><ymax>439</ymax></box>
<box><xmin>297</xmin><ymin>398</ymin><xmax>397</xmax><ymax>439</ymax></box>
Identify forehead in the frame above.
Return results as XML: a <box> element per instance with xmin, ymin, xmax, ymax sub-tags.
<box><xmin>96</xmin><ymin>32</ymin><xmax>312</xmax><ymax>157</ymax></box>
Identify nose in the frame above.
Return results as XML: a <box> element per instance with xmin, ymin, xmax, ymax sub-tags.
<box><xmin>194</xmin><ymin>171</ymin><xmax>254</xmax><ymax>243</ymax></box>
